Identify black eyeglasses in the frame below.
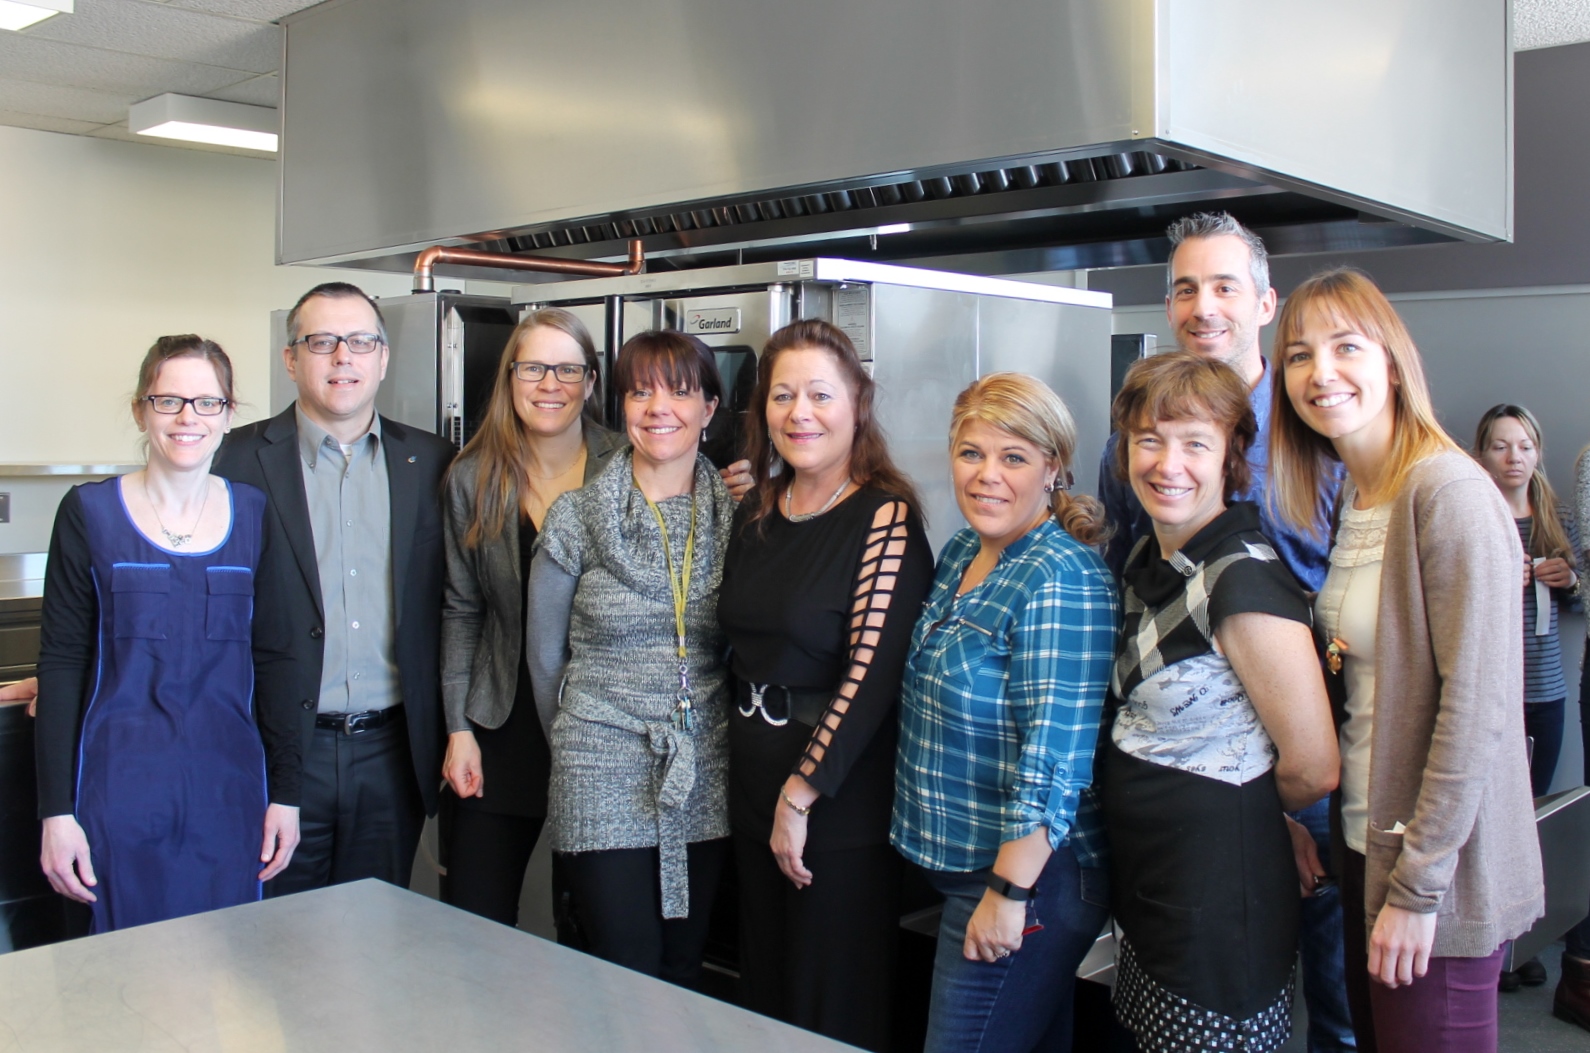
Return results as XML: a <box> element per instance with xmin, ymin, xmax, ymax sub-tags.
<box><xmin>145</xmin><ymin>395</ymin><xmax>230</xmax><ymax>416</ymax></box>
<box><xmin>291</xmin><ymin>332</ymin><xmax>384</xmax><ymax>355</ymax></box>
<box><xmin>511</xmin><ymin>361</ymin><xmax>590</xmax><ymax>382</ymax></box>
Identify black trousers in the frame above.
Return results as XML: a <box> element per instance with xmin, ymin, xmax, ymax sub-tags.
<box><xmin>266</xmin><ymin>721</ymin><xmax>424</xmax><ymax>896</ymax></box>
<box><xmin>734</xmin><ymin>835</ymin><xmax>901</xmax><ymax>1053</ymax></box>
<box><xmin>438</xmin><ymin>797</ymin><xmax>545</xmax><ymax>927</ymax></box>
<box><xmin>560</xmin><ymin>838</ymin><xmax>728</xmax><ymax>988</ymax></box>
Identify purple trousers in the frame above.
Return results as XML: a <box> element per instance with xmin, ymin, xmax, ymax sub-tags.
<box><xmin>1341</xmin><ymin>849</ymin><xmax>1504</xmax><ymax>1053</ymax></box>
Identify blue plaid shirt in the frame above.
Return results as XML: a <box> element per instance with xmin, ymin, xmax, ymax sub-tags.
<box><xmin>892</xmin><ymin>520</ymin><xmax>1119</xmax><ymax>873</ymax></box>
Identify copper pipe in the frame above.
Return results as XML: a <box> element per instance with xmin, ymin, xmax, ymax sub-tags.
<box><xmin>412</xmin><ymin>238</ymin><xmax>644</xmax><ymax>292</ymax></box>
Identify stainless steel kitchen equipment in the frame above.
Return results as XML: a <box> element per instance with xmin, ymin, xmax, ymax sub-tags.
<box><xmin>277</xmin><ymin>0</ymin><xmax>1509</xmax><ymax>281</ymax></box>
<box><xmin>270</xmin><ymin>292</ymin><xmax>517</xmax><ymax>447</ymax></box>
<box><xmin>513</xmin><ymin>259</ymin><xmax>1113</xmax><ymax>552</ymax></box>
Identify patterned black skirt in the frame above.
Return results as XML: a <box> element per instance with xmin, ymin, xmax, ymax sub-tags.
<box><xmin>1101</xmin><ymin>743</ymin><xmax>1300</xmax><ymax>1053</ymax></box>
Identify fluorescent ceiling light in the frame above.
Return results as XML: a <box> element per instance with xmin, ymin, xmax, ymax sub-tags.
<box><xmin>129</xmin><ymin>93</ymin><xmax>278</xmax><ymax>153</ymax></box>
<box><xmin>0</xmin><ymin>0</ymin><xmax>72</xmax><ymax>32</ymax></box>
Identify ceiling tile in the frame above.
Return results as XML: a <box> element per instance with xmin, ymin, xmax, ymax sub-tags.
<box><xmin>159</xmin><ymin>0</ymin><xmax>326</xmax><ymax>21</ymax></box>
<box><xmin>88</xmin><ymin>119</ymin><xmax>278</xmax><ymax>157</ymax></box>
<box><xmin>26</xmin><ymin>0</ymin><xmax>282</xmax><ymax>74</ymax></box>
<box><xmin>0</xmin><ymin>36</ymin><xmax>248</xmax><ymax>97</ymax></box>
<box><xmin>0</xmin><ymin>110</ymin><xmax>111</xmax><ymax>136</ymax></box>
<box><xmin>0</xmin><ymin>77</ymin><xmax>136</xmax><ymax>124</ymax></box>
<box><xmin>206</xmin><ymin>72</ymin><xmax>279</xmax><ymax>107</ymax></box>
<box><xmin>1516</xmin><ymin>0</ymin><xmax>1590</xmax><ymax>50</ymax></box>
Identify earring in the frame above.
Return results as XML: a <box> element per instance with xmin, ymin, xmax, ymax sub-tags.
<box><xmin>1043</xmin><ymin>480</ymin><xmax>1057</xmax><ymax>494</ymax></box>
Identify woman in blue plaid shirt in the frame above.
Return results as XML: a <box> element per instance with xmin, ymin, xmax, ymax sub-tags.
<box><xmin>893</xmin><ymin>372</ymin><xmax>1119</xmax><ymax>1053</ymax></box>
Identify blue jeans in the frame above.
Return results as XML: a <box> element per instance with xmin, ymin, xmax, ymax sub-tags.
<box><xmin>1290</xmin><ymin>798</ymin><xmax>1357</xmax><ymax>1052</ymax></box>
<box><xmin>921</xmin><ymin>846</ymin><xmax>1109</xmax><ymax>1053</ymax></box>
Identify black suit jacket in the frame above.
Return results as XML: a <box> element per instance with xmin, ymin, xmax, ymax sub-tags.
<box><xmin>214</xmin><ymin>404</ymin><xmax>455</xmax><ymax>815</ymax></box>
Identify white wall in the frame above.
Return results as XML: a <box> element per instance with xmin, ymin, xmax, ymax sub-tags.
<box><xmin>1114</xmin><ymin>286</ymin><xmax>1590</xmax><ymax>794</ymax></box>
<box><xmin>0</xmin><ymin>125</ymin><xmax>515</xmax><ymax>554</ymax></box>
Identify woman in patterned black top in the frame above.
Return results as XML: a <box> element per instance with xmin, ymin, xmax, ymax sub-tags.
<box><xmin>1103</xmin><ymin>352</ymin><xmax>1338</xmax><ymax>1053</ymax></box>
<box><xmin>718</xmin><ymin>320</ymin><xmax>934</xmax><ymax>1051</ymax></box>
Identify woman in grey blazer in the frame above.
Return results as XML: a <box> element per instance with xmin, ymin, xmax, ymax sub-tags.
<box><xmin>438</xmin><ymin>308</ymin><xmax>624</xmax><ymax>926</ymax></box>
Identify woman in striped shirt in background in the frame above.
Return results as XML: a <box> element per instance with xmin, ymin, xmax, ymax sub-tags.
<box><xmin>893</xmin><ymin>372</ymin><xmax>1118</xmax><ymax>1053</ymax></box>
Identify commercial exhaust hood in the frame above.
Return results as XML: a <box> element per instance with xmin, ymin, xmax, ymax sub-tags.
<box><xmin>278</xmin><ymin>0</ymin><xmax>1510</xmax><ymax>279</ymax></box>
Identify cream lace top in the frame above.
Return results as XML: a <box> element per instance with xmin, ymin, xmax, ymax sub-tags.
<box><xmin>1317</xmin><ymin>485</ymin><xmax>1391</xmax><ymax>853</ymax></box>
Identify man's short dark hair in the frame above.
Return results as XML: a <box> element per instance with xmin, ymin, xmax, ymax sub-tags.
<box><xmin>285</xmin><ymin>282</ymin><xmax>388</xmax><ymax>346</ymax></box>
<box><xmin>1165</xmin><ymin>212</ymin><xmax>1271</xmax><ymax>299</ymax></box>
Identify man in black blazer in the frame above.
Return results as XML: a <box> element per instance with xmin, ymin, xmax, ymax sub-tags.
<box><xmin>215</xmin><ymin>282</ymin><xmax>454</xmax><ymax>894</ymax></box>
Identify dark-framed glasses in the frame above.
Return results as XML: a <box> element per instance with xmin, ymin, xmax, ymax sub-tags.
<box><xmin>511</xmin><ymin>361</ymin><xmax>589</xmax><ymax>382</ymax></box>
<box><xmin>145</xmin><ymin>395</ymin><xmax>230</xmax><ymax>416</ymax></box>
<box><xmin>292</xmin><ymin>332</ymin><xmax>384</xmax><ymax>355</ymax></box>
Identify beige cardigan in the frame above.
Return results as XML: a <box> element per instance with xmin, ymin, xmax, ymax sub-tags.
<box><xmin>1353</xmin><ymin>450</ymin><xmax>1544</xmax><ymax>957</ymax></box>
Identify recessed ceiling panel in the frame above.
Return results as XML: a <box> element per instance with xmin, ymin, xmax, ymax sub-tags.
<box><xmin>0</xmin><ymin>34</ymin><xmax>249</xmax><ymax>96</ymax></box>
<box><xmin>26</xmin><ymin>0</ymin><xmax>282</xmax><ymax>74</ymax></box>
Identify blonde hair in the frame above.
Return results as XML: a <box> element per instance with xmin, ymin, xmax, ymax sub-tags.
<box><xmin>1473</xmin><ymin>404</ymin><xmax>1576</xmax><ymax>567</ymax></box>
<box><xmin>1269</xmin><ymin>268</ymin><xmax>1460</xmax><ymax>533</ymax></box>
<box><xmin>949</xmin><ymin>372</ymin><xmax>1108</xmax><ymax>546</ymax></box>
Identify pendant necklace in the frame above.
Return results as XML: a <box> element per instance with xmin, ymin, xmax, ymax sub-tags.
<box><xmin>785</xmin><ymin>478</ymin><xmax>851</xmax><ymax>523</ymax></box>
<box><xmin>144</xmin><ymin>475</ymin><xmax>210</xmax><ymax>548</ymax></box>
<box><xmin>641</xmin><ymin>477</ymin><xmax>698</xmax><ymax>732</ymax></box>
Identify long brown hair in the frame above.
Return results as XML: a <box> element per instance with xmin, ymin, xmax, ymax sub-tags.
<box><xmin>1473</xmin><ymin>404</ymin><xmax>1576</xmax><ymax>566</ymax></box>
<box><xmin>955</xmin><ymin>372</ymin><xmax>1108</xmax><ymax>546</ymax></box>
<box><xmin>449</xmin><ymin>308</ymin><xmax>602</xmax><ymax>549</ymax></box>
<box><xmin>1269</xmin><ymin>268</ymin><xmax>1460</xmax><ymax>533</ymax></box>
<box><xmin>742</xmin><ymin>319</ymin><xmax>921</xmax><ymax>532</ymax></box>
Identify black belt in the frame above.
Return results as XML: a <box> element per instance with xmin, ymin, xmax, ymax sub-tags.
<box><xmin>734</xmin><ymin>680</ymin><xmax>831</xmax><ymax>728</ymax></box>
<box><xmin>315</xmin><ymin>706</ymin><xmax>403</xmax><ymax>735</ymax></box>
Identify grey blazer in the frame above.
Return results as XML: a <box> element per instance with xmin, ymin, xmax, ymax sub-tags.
<box><xmin>440</xmin><ymin>420</ymin><xmax>625</xmax><ymax>734</ymax></box>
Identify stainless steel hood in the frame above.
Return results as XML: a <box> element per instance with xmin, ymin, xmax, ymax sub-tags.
<box><xmin>278</xmin><ymin>0</ymin><xmax>1510</xmax><ymax>278</ymax></box>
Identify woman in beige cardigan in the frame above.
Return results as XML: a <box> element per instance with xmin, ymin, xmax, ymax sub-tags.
<box><xmin>1267</xmin><ymin>268</ymin><xmax>1543</xmax><ymax>1053</ymax></box>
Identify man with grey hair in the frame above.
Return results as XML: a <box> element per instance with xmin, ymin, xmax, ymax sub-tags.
<box><xmin>1097</xmin><ymin>212</ymin><xmax>1353</xmax><ymax>1053</ymax></box>
<box><xmin>1098</xmin><ymin>211</ymin><xmax>1330</xmax><ymax>586</ymax></box>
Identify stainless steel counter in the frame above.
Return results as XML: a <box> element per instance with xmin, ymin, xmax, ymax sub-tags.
<box><xmin>0</xmin><ymin>879</ymin><xmax>856</xmax><ymax>1052</ymax></box>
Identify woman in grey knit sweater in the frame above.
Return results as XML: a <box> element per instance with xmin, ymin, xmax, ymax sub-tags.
<box><xmin>526</xmin><ymin>331</ymin><xmax>734</xmax><ymax>987</ymax></box>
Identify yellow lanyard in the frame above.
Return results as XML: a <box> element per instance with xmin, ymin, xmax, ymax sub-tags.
<box><xmin>642</xmin><ymin>486</ymin><xmax>697</xmax><ymax>730</ymax></box>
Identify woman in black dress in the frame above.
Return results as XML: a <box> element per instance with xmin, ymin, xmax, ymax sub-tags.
<box><xmin>718</xmin><ymin>319</ymin><xmax>935</xmax><ymax>1051</ymax></box>
<box><xmin>438</xmin><ymin>308</ymin><xmax>624</xmax><ymax>925</ymax></box>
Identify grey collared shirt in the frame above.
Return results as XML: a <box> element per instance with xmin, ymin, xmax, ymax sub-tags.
<box><xmin>296</xmin><ymin>407</ymin><xmax>401</xmax><ymax>714</ymax></box>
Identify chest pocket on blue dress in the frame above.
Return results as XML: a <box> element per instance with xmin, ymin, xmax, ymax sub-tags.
<box><xmin>111</xmin><ymin>563</ymin><xmax>172</xmax><ymax>639</ymax></box>
<box><xmin>205</xmin><ymin>566</ymin><xmax>254</xmax><ymax>641</ymax></box>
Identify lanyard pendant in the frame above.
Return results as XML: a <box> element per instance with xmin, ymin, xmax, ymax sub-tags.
<box><xmin>673</xmin><ymin>660</ymin><xmax>694</xmax><ymax>732</ymax></box>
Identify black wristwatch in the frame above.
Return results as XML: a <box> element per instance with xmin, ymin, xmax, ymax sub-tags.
<box><xmin>984</xmin><ymin>871</ymin><xmax>1035</xmax><ymax>902</ymax></box>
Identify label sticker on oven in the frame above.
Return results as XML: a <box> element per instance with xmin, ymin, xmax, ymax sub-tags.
<box><xmin>684</xmin><ymin>308</ymin><xmax>743</xmax><ymax>335</ymax></box>
<box><xmin>777</xmin><ymin>260</ymin><xmax>816</xmax><ymax>279</ymax></box>
<box><xmin>833</xmin><ymin>285</ymin><xmax>872</xmax><ymax>360</ymax></box>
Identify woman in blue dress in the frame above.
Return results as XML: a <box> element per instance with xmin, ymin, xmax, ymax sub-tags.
<box><xmin>35</xmin><ymin>335</ymin><xmax>300</xmax><ymax>932</ymax></box>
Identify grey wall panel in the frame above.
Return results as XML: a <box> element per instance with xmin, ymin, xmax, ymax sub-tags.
<box><xmin>870</xmin><ymin>284</ymin><xmax>980</xmax><ymax>552</ymax></box>
<box><xmin>977</xmin><ymin>298</ymin><xmax>1112</xmax><ymax>503</ymax></box>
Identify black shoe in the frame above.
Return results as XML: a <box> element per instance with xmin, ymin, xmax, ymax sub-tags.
<box><xmin>1499</xmin><ymin>969</ymin><xmax>1523</xmax><ymax>992</ymax></box>
<box><xmin>1518</xmin><ymin>956</ymin><xmax>1548</xmax><ymax>986</ymax></box>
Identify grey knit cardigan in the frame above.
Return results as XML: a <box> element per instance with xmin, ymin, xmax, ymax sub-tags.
<box><xmin>529</xmin><ymin>449</ymin><xmax>734</xmax><ymax>918</ymax></box>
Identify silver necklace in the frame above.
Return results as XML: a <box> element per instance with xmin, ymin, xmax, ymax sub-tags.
<box><xmin>144</xmin><ymin>475</ymin><xmax>210</xmax><ymax>548</ymax></box>
<box><xmin>784</xmin><ymin>478</ymin><xmax>850</xmax><ymax>522</ymax></box>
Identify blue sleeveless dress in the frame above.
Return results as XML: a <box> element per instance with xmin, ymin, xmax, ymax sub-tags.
<box><xmin>73</xmin><ymin>477</ymin><xmax>268</xmax><ymax>932</ymax></box>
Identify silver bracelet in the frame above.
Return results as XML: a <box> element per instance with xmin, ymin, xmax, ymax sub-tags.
<box><xmin>779</xmin><ymin>789</ymin><xmax>812</xmax><ymax>817</ymax></box>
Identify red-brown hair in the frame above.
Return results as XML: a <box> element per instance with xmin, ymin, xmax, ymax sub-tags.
<box><xmin>741</xmin><ymin>319</ymin><xmax>921</xmax><ymax>531</ymax></box>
